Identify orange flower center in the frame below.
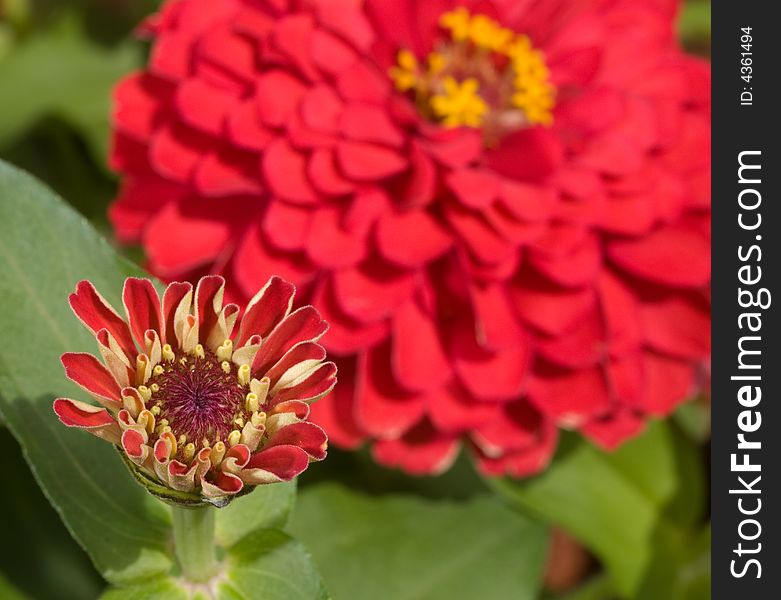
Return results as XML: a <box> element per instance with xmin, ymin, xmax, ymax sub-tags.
<box><xmin>390</xmin><ymin>7</ymin><xmax>555</xmax><ymax>140</ymax></box>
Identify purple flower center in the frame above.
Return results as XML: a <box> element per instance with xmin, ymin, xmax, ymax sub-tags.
<box><xmin>150</xmin><ymin>351</ymin><xmax>245</xmax><ymax>444</ymax></box>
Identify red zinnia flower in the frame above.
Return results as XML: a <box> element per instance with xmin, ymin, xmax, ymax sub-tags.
<box><xmin>110</xmin><ymin>0</ymin><xmax>710</xmax><ymax>477</ymax></box>
<box><xmin>54</xmin><ymin>275</ymin><xmax>334</xmax><ymax>506</ymax></box>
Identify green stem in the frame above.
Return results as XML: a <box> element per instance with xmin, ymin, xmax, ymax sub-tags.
<box><xmin>171</xmin><ymin>505</ymin><xmax>218</xmax><ymax>583</ymax></box>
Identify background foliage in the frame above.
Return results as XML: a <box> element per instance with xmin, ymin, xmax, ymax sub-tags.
<box><xmin>0</xmin><ymin>1</ymin><xmax>711</xmax><ymax>598</ymax></box>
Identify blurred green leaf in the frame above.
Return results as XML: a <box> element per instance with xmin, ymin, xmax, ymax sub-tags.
<box><xmin>490</xmin><ymin>422</ymin><xmax>678</xmax><ymax>597</ymax></box>
<box><xmin>290</xmin><ymin>483</ymin><xmax>548</xmax><ymax>600</ymax></box>
<box><xmin>679</xmin><ymin>0</ymin><xmax>711</xmax><ymax>52</ymax></box>
<box><xmin>216</xmin><ymin>481</ymin><xmax>297</xmax><ymax>549</ymax></box>
<box><xmin>0</xmin><ymin>571</ymin><xmax>31</xmax><ymax>600</ymax></box>
<box><xmin>0</xmin><ymin>428</ymin><xmax>104</xmax><ymax>599</ymax></box>
<box><xmin>219</xmin><ymin>529</ymin><xmax>328</xmax><ymax>600</ymax></box>
<box><xmin>100</xmin><ymin>577</ymin><xmax>188</xmax><ymax>600</ymax></box>
<box><xmin>546</xmin><ymin>574</ymin><xmax>616</xmax><ymax>600</ymax></box>
<box><xmin>0</xmin><ymin>160</ymin><xmax>172</xmax><ymax>584</ymax></box>
<box><xmin>0</xmin><ymin>17</ymin><xmax>138</xmax><ymax>163</ymax></box>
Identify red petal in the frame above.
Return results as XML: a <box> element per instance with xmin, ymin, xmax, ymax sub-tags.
<box><xmin>336</xmin><ymin>141</ymin><xmax>407</xmax><ymax>180</ymax></box>
<box><xmin>332</xmin><ymin>262</ymin><xmax>415</xmax><ymax>323</ymax></box>
<box><xmin>307</xmin><ymin>149</ymin><xmax>355</xmax><ymax>196</ymax></box>
<box><xmin>227</xmin><ymin>100</ymin><xmax>275</xmax><ymax>151</ymax></box>
<box><xmin>354</xmin><ymin>343</ymin><xmax>426</xmax><ymax>437</ymax></box>
<box><xmin>511</xmin><ymin>278</ymin><xmax>596</xmax><ymax>336</ymax></box>
<box><xmin>446</xmin><ymin>169</ymin><xmax>501</xmax><ymax>209</ymax></box>
<box><xmin>265</xmin><ymin>421</ymin><xmax>328</xmax><ymax>460</ymax></box>
<box><xmin>245</xmin><ymin>444</ymin><xmax>310</xmax><ymax>480</ymax></box>
<box><xmin>195</xmin><ymin>275</ymin><xmax>225</xmax><ymax>339</ymax></box>
<box><xmin>233</xmin><ymin>225</ymin><xmax>315</xmax><ymax>296</ymax></box>
<box><xmin>148</xmin><ymin>122</ymin><xmax>210</xmax><ymax>183</ymax></box>
<box><xmin>375</xmin><ymin>210</ymin><xmax>452</xmax><ymax>267</ymax></box>
<box><xmin>642</xmin><ymin>297</ymin><xmax>710</xmax><ymax>359</ymax></box>
<box><xmin>263</xmin><ymin>138</ymin><xmax>318</xmax><ymax>204</ymax></box>
<box><xmin>391</xmin><ymin>299</ymin><xmax>451</xmax><ymax>392</ymax></box>
<box><xmin>309</xmin><ymin>29</ymin><xmax>358</xmax><ymax>77</ymax></box>
<box><xmin>161</xmin><ymin>281</ymin><xmax>193</xmax><ymax>347</ymax></box>
<box><xmin>470</xmin><ymin>283</ymin><xmax>526</xmax><ymax>351</ymax></box>
<box><xmin>274</xmin><ymin>362</ymin><xmax>337</xmax><ymax>403</ymax></box>
<box><xmin>61</xmin><ymin>353</ymin><xmax>122</xmax><ymax>406</ymax></box>
<box><xmin>53</xmin><ymin>398</ymin><xmax>115</xmax><ymax>428</ymax></box>
<box><xmin>175</xmin><ymin>77</ymin><xmax>239</xmax><ymax>136</ymax></box>
<box><xmin>252</xmin><ymin>306</ymin><xmax>329</xmax><ymax>374</ymax></box>
<box><xmin>122</xmin><ymin>278</ymin><xmax>162</xmax><ymax>349</ymax></box>
<box><xmin>372</xmin><ymin>421</ymin><xmax>460</xmax><ymax>475</ymax></box>
<box><xmin>451</xmin><ymin>326</ymin><xmax>529</xmax><ymax>402</ymax></box>
<box><xmin>528</xmin><ymin>366</ymin><xmax>611</xmax><ymax>426</ymax></box>
<box><xmin>581</xmin><ymin>409</ymin><xmax>646</xmax><ymax>450</ymax></box>
<box><xmin>471</xmin><ymin>402</ymin><xmax>543</xmax><ymax>456</ymax></box>
<box><xmin>256</xmin><ymin>70</ymin><xmax>307</xmax><ymax>128</ymax></box>
<box><xmin>265</xmin><ymin>342</ymin><xmax>326</xmax><ymax>387</ymax></box>
<box><xmin>339</xmin><ymin>104</ymin><xmax>404</xmax><ymax>148</ymax></box>
<box><xmin>308</xmin><ymin>357</ymin><xmax>365</xmax><ymax>448</ymax></box>
<box><xmin>69</xmin><ymin>281</ymin><xmax>137</xmax><ymax>361</ymax></box>
<box><xmin>306</xmin><ymin>207</ymin><xmax>368</xmax><ymax>268</ymax></box>
<box><xmin>635</xmin><ymin>353</ymin><xmax>695</xmax><ymax>416</ymax></box>
<box><xmin>608</xmin><ymin>226</ymin><xmax>710</xmax><ymax>288</ymax></box>
<box><xmin>237</xmin><ymin>276</ymin><xmax>295</xmax><ymax>346</ymax></box>
<box><xmin>427</xmin><ymin>383</ymin><xmax>495</xmax><ymax>434</ymax></box>
<box><xmin>144</xmin><ymin>201</ymin><xmax>231</xmax><ymax>276</ymax></box>
<box><xmin>194</xmin><ymin>148</ymin><xmax>263</xmax><ymax>197</ymax></box>
<box><xmin>486</xmin><ymin>128</ymin><xmax>563</xmax><ymax>182</ymax></box>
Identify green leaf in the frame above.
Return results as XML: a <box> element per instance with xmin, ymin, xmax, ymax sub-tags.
<box><xmin>289</xmin><ymin>483</ymin><xmax>548</xmax><ymax>600</ymax></box>
<box><xmin>219</xmin><ymin>529</ymin><xmax>328</xmax><ymax>600</ymax></box>
<box><xmin>0</xmin><ymin>17</ymin><xmax>138</xmax><ymax>163</ymax></box>
<box><xmin>216</xmin><ymin>481</ymin><xmax>297</xmax><ymax>549</ymax></box>
<box><xmin>0</xmin><ymin>571</ymin><xmax>30</xmax><ymax>600</ymax></box>
<box><xmin>101</xmin><ymin>578</ymin><xmax>188</xmax><ymax>600</ymax></box>
<box><xmin>0</xmin><ymin>160</ymin><xmax>172</xmax><ymax>583</ymax></box>
<box><xmin>0</xmin><ymin>427</ymin><xmax>105</xmax><ymax>600</ymax></box>
<box><xmin>490</xmin><ymin>421</ymin><xmax>677</xmax><ymax>597</ymax></box>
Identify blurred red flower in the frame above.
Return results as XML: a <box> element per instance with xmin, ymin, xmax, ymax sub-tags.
<box><xmin>110</xmin><ymin>0</ymin><xmax>710</xmax><ymax>477</ymax></box>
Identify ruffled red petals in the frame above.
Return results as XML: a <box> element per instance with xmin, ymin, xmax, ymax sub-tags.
<box><xmin>106</xmin><ymin>0</ymin><xmax>711</xmax><ymax>479</ymax></box>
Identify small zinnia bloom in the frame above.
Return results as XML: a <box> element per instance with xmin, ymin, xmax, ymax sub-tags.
<box><xmin>54</xmin><ymin>275</ymin><xmax>334</xmax><ymax>506</ymax></box>
<box><xmin>110</xmin><ymin>0</ymin><xmax>710</xmax><ymax>477</ymax></box>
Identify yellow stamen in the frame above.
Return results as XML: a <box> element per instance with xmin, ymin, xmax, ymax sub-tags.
<box><xmin>389</xmin><ymin>49</ymin><xmax>420</xmax><ymax>91</ymax></box>
<box><xmin>221</xmin><ymin>361</ymin><xmax>231</xmax><ymax>374</ymax></box>
<box><xmin>153</xmin><ymin>365</ymin><xmax>165</xmax><ymax>377</ymax></box>
<box><xmin>251</xmin><ymin>411</ymin><xmax>267</xmax><ymax>428</ymax></box>
<box><xmin>151</xmin><ymin>405</ymin><xmax>161</xmax><ymax>416</ymax></box>
<box><xmin>137</xmin><ymin>385</ymin><xmax>152</xmax><ymax>402</ymax></box>
<box><xmin>440</xmin><ymin>7</ymin><xmax>471</xmax><ymax>41</ymax></box>
<box><xmin>234</xmin><ymin>416</ymin><xmax>245</xmax><ymax>428</ymax></box>
<box><xmin>237</xmin><ymin>364</ymin><xmax>251</xmax><ymax>386</ymax></box>
<box><xmin>227</xmin><ymin>430</ymin><xmax>241</xmax><ymax>447</ymax></box>
<box><xmin>150</xmin><ymin>383</ymin><xmax>160</xmax><ymax>393</ymax></box>
<box><xmin>216</xmin><ymin>339</ymin><xmax>233</xmax><ymax>362</ymax></box>
<box><xmin>193</xmin><ymin>344</ymin><xmax>205</xmax><ymax>359</ymax></box>
<box><xmin>393</xmin><ymin>8</ymin><xmax>555</xmax><ymax>130</ymax></box>
<box><xmin>210</xmin><ymin>441</ymin><xmax>226</xmax><ymax>466</ymax></box>
<box><xmin>162</xmin><ymin>344</ymin><xmax>175</xmax><ymax>362</ymax></box>
<box><xmin>431</xmin><ymin>77</ymin><xmax>488</xmax><ymax>128</ymax></box>
<box><xmin>182</xmin><ymin>443</ymin><xmax>196</xmax><ymax>463</ymax></box>
<box><xmin>245</xmin><ymin>392</ymin><xmax>259</xmax><ymax>414</ymax></box>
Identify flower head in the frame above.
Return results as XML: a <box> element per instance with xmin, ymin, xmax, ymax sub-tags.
<box><xmin>54</xmin><ymin>275</ymin><xmax>334</xmax><ymax>506</ymax></box>
<box><xmin>110</xmin><ymin>0</ymin><xmax>710</xmax><ymax>477</ymax></box>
